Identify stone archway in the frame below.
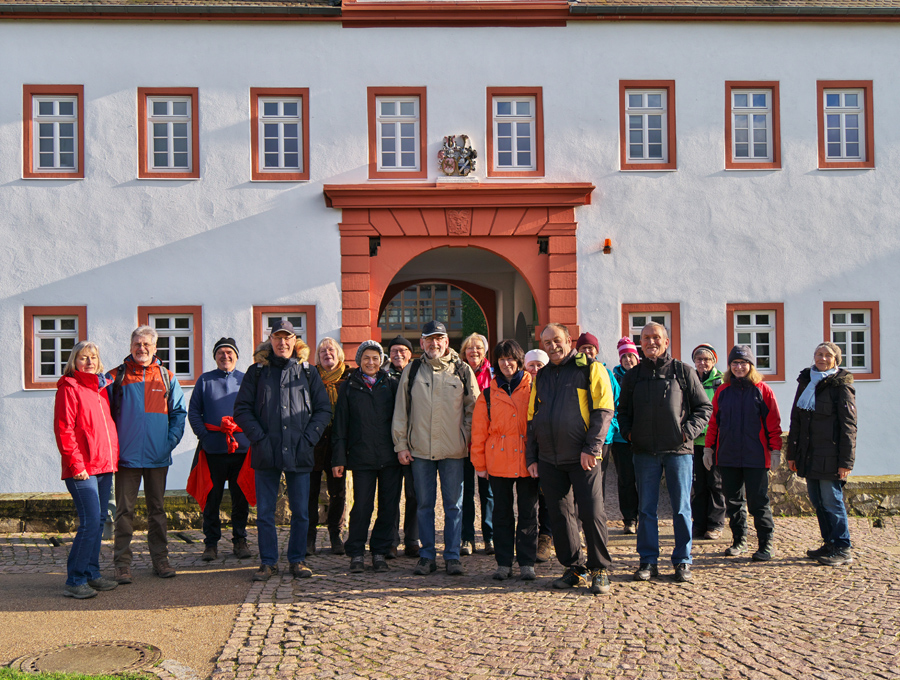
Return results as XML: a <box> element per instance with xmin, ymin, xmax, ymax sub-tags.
<box><xmin>323</xmin><ymin>182</ymin><xmax>594</xmax><ymax>359</ymax></box>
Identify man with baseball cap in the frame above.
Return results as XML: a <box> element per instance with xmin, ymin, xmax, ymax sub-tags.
<box><xmin>392</xmin><ymin>320</ymin><xmax>479</xmax><ymax>576</ymax></box>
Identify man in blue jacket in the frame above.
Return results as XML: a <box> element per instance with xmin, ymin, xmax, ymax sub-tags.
<box><xmin>110</xmin><ymin>326</ymin><xmax>187</xmax><ymax>584</ymax></box>
<box><xmin>233</xmin><ymin>320</ymin><xmax>332</xmax><ymax>582</ymax></box>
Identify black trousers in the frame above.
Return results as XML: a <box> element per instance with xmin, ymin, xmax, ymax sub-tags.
<box><xmin>611</xmin><ymin>441</ymin><xmax>639</xmax><ymax>523</ymax></box>
<box><xmin>308</xmin><ymin>466</ymin><xmax>346</xmax><ymax>543</ymax></box>
<box><xmin>392</xmin><ymin>465</ymin><xmax>419</xmax><ymax>547</ymax></box>
<box><xmin>489</xmin><ymin>476</ymin><xmax>539</xmax><ymax>567</ymax></box>
<box><xmin>462</xmin><ymin>459</ymin><xmax>494</xmax><ymax>543</ymax></box>
<box><xmin>538</xmin><ymin>461</ymin><xmax>612</xmax><ymax>571</ymax></box>
<box><xmin>538</xmin><ymin>493</ymin><xmax>552</xmax><ymax>536</ymax></box>
<box><xmin>691</xmin><ymin>445</ymin><xmax>726</xmax><ymax>534</ymax></box>
<box><xmin>345</xmin><ymin>467</ymin><xmax>403</xmax><ymax>557</ymax></box>
<box><xmin>202</xmin><ymin>452</ymin><xmax>249</xmax><ymax>546</ymax></box>
<box><xmin>719</xmin><ymin>466</ymin><xmax>774</xmax><ymax>544</ymax></box>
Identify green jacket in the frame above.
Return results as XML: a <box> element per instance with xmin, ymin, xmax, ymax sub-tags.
<box><xmin>694</xmin><ymin>367</ymin><xmax>724</xmax><ymax>445</ymax></box>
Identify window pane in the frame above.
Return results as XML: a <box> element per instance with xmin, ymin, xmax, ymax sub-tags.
<box><xmin>736</xmin><ymin>314</ymin><xmax>751</xmax><ymax>325</ymax></box>
<box><xmin>755</xmin><ymin>314</ymin><xmax>769</xmax><ymax>325</ymax></box>
<box><xmin>152</xmin><ymin>101</ymin><xmax>168</xmax><ymax>115</ymax></box>
<box><xmin>38</xmin><ymin>101</ymin><xmax>54</xmax><ymax>115</ymax></box>
<box><xmin>399</xmin><ymin>101</ymin><xmax>415</xmax><ymax>116</ymax></box>
<box><xmin>825</xmin><ymin>93</ymin><xmax>840</xmax><ymax>107</ymax></box>
<box><xmin>845</xmin><ymin>93</ymin><xmax>858</xmax><ymax>107</ymax></box>
<box><xmin>647</xmin><ymin>94</ymin><xmax>662</xmax><ymax>108</ymax></box>
<box><xmin>734</xmin><ymin>93</ymin><xmax>748</xmax><ymax>108</ymax></box>
<box><xmin>173</xmin><ymin>101</ymin><xmax>188</xmax><ymax>116</ymax></box>
<box><xmin>59</xmin><ymin>101</ymin><xmax>75</xmax><ymax>116</ymax></box>
<box><xmin>497</xmin><ymin>101</ymin><xmax>511</xmax><ymax>116</ymax></box>
<box><xmin>752</xmin><ymin>93</ymin><xmax>767</xmax><ymax>107</ymax></box>
<box><xmin>628</xmin><ymin>94</ymin><xmax>642</xmax><ymax>108</ymax></box>
<box><xmin>60</xmin><ymin>319</ymin><xmax>76</xmax><ymax>331</ymax></box>
<box><xmin>263</xmin><ymin>102</ymin><xmax>278</xmax><ymax>116</ymax></box>
<box><xmin>283</xmin><ymin>102</ymin><xmax>298</xmax><ymax>117</ymax></box>
<box><xmin>850</xmin><ymin>313</ymin><xmax>865</xmax><ymax>324</ymax></box>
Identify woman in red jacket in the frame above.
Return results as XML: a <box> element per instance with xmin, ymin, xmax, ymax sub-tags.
<box><xmin>471</xmin><ymin>339</ymin><xmax>537</xmax><ymax>581</ymax></box>
<box><xmin>54</xmin><ymin>341</ymin><xmax>120</xmax><ymax>599</ymax></box>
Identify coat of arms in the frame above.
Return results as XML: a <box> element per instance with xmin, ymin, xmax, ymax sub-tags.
<box><xmin>438</xmin><ymin>135</ymin><xmax>477</xmax><ymax>177</ymax></box>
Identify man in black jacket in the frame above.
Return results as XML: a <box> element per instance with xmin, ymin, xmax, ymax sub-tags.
<box><xmin>618</xmin><ymin>322</ymin><xmax>712</xmax><ymax>584</ymax></box>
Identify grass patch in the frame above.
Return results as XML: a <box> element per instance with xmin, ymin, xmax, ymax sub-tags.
<box><xmin>0</xmin><ymin>669</ymin><xmax>151</xmax><ymax>680</ymax></box>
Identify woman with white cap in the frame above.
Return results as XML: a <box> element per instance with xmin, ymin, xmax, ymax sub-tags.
<box><xmin>523</xmin><ymin>348</ymin><xmax>553</xmax><ymax>560</ymax></box>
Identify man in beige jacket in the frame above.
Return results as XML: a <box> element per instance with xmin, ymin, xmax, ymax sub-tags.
<box><xmin>393</xmin><ymin>320</ymin><xmax>479</xmax><ymax>576</ymax></box>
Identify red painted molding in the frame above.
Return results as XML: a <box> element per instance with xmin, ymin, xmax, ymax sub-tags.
<box><xmin>250</xmin><ymin>87</ymin><xmax>310</xmax><ymax>182</ymax></box>
<box><xmin>822</xmin><ymin>301</ymin><xmax>880</xmax><ymax>381</ymax></box>
<box><xmin>342</xmin><ymin>1</ymin><xmax>570</xmax><ymax>28</ymax></box>
<box><xmin>137</xmin><ymin>87</ymin><xmax>200</xmax><ymax>179</ymax></box>
<box><xmin>619</xmin><ymin>80</ymin><xmax>677</xmax><ymax>172</ymax></box>
<box><xmin>24</xmin><ymin>305</ymin><xmax>87</xmax><ymax>390</ymax></box>
<box><xmin>724</xmin><ymin>81</ymin><xmax>781</xmax><ymax>171</ymax></box>
<box><xmin>22</xmin><ymin>84</ymin><xmax>85</xmax><ymax>180</ymax></box>
<box><xmin>725</xmin><ymin>302</ymin><xmax>785</xmax><ymax>382</ymax></box>
<box><xmin>367</xmin><ymin>87</ymin><xmax>428</xmax><ymax>180</ymax></box>
<box><xmin>137</xmin><ymin>305</ymin><xmax>203</xmax><ymax>386</ymax></box>
<box><xmin>486</xmin><ymin>86</ymin><xmax>545</xmax><ymax>179</ymax></box>
<box><xmin>816</xmin><ymin>80</ymin><xmax>875</xmax><ymax>170</ymax></box>
<box><xmin>323</xmin><ymin>182</ymin><xmax>594</xmax><ymax>209</ymax></box>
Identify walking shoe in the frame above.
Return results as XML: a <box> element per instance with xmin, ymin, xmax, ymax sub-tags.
<box><xmin>622</xmin><ymin>521</ymin><xmax>637</xmax><ymax>535</ymax></box>
<box><xmin>703</xmin><ymin>529</ymin><xmax>723</xmax><ymax>541</ymax></box>
<box><xmin>413</xmin><ymin>557</ymin><xmax>437</xmax><ymax>575</ymax></box>
<box><xmin>201</xmin><ymin>544</ymin><xmax>217</xmax><ymax>562</ymax></box>
<box><xmin>817</xmin><ymin>547</ymin><xmax>853</xmax><ymax>567</ymax></box>
<box><xmin>520</xmin><ymin>565</ymin><xmax>536</xmax><ymax>581</ymax></box>
<box><xmin>807</xmin><ymin>542</ymin><xmax>833</xmax><ymax>559</ymax></box>
<box><xmin>633</xmin><ymin>563</ymin><xmax>658</xmax><ymax>581</ymax></box>
<box><xmin>87</xmin><ymin>576</ymin><xmax>118</xmax><ymax>592</ymax></box>
<box><xmin>233</xmin><ymin>538</ymin><xmax>252</xmax><ymax>560</ymax></box>
<box><xmin>460</xmin><ymin>540</ymin><xmax>475</xmax><ymax>556</ymax></box>
<box><xmin>752</xmin><ymin>539</ymin><xmax>775</xmax><ymax>562</ymax></box>
<box><xmin>445</xmin><ymin>559</ymin><xmax>464</xmax><ymax>575</ymax></box>
<box><xmin>307</xmin><ymin>539</ymin><xmax>317</xmax><ymax>556</ymax></box>
<box><xmin>404</xmin><ymin>543</ymin><xmax>420</xmax><ymax>558</ymax></box>
<box><xmin>64</xmin><ymin>583</ymin><xmax>98</xmax><ymax>599</ymax></box>
<box><xmin>552</xmin><ymin>566</ymin><xmax>588</xmax><ymax>589</ymax></box>
<box><xmin>492</xmin><ymin>565</ymin><xmax>512</xmax><ymax>581</ymax></box>
<box><xmin>252</xmin><ymin>564</ymin><xmax>278</xmax><ymax>582</ymax></box>
<box><xmin>484</xmin><ymin>539</ymin><xmax>495</xmax><ymax>556</ymax></box>
<box><xmin>724</xmin><ymin>539</ymin><xmax>748</xmax><ymax>557</ymax></box>
<box><xmin>673</xmin><ymin>563</ymin><xmax>693</xmax><ymax>583</ymax></box>
<box><xmin>386</xmin><ymin>546</ymin><xmax>398</xmax><ymax>560</ymax></box>
<box><xmin>349</xmin><ymin>556</ymin><xmax>365</xmax><ymax>573</ymax></box>
<box><xmin>330</xmin><ymin>531</ymin><xmax>345</xmax><ymax>555</ymax></box>
<box><xmin>536</xmin><ymin>535</ymin><xmax>552</xmax><ymax>563</ymax></box>
<box><xmin>153</xmin><ymin>559</ymin><xmax>176</xmax><ymax>578</ymax></box>
<box><xmin>290</xmin><ymin>562</ymin><xmax>313</xmax><ymax>579</ymax></box>
<box><xmin>114</xmin><ymin>566</ymin><xmax>132</xmax><ymax>585</ymax></box>
<box><xmin>589</xmin><ymin>569</ymin><xmax>611</xmax><ymax>595</ymax></box>
<box><xmin>372</xmin><ymin>554</ymin><xmax>390</xmax><ymax>573</ymax></box>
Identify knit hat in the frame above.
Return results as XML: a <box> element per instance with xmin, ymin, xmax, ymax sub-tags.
<box><xmin>691</xmin><ymin>343</ymin><xmax>718</xmax><ymax>364</ymax></box>
<box><xmin>356</xmin><ymin>340</ymin><xmax>385</xmax><ymax>366</ymax></box>
<box><xmin>387</xmin><ymin>335</ymin><xmax>413</xmax><ymax>352</ymax></box>
<box><xmin>728</xmin><ymin>345</ymin><xmax>756</xmax><ymax>366</ymax></box>
<box><xmin>617</xmin><ymin>337</ymin><xmax>639</xmax><ymax>358</ymax></box>
<box><xmin>524</xmin><ymin>349</ymin><xmax>550</xmax><ymax>366</ymax></box>
<box><xmin>213</xmin><ymin>337</ymin><xmax>239</xmax><ymax>358</ymax></box>
<box><xmin>575</xmin><ymin>332</ymin><xmax>599</xmax><ymax>352</ymax></box>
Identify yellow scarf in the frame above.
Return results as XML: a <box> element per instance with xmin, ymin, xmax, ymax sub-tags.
<box><xmin>318</xmin><ymin>362</ymin><xmax>346</xmax><ymax>414</ymax></box>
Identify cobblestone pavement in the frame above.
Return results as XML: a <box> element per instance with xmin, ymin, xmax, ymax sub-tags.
<box><xmin>2</xmin><ymin>495</ymin><xmax>899</xmax><ymax>679</ymax></box>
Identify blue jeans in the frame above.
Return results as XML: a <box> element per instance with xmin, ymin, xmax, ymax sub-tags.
<box><xmin>255</xmin><ymin>468</ymin><xmax>310</xmax><ymax>565</ymax></box>
<box><xmin>411</xmin><ymin>457</ymin><xmax>464</xmax><ymax>561</ymax></box>
<box><xmin>65</xmin><ymin>473</ymin><xmax>113</xmax><ymax>586</ymax></box>
<box><xmin>633</xmin><ymin>452</ymin><xmax>693</xmax><ymax>565</ymax></box>
<box><xmin>807</xmin><ymin>478</ymin><xmax>852</xmax><ymax>549</ymax></box>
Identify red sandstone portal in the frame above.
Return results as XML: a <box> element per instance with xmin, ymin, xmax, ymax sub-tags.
<box><xmin>323</xmin><ymin>182</ymin><xmax>594</xmax><ymax>359</ymax></box>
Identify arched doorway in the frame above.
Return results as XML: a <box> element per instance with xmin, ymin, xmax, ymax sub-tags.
<box><xmin>323</xmin><ymin>182</ymin><xmax>594</xmax><ymax>360</ymax></box>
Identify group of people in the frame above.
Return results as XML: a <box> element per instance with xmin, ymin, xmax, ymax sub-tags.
<box><xmin>53</xmin><ymin>317</ymin><xmax>858</xmax><ymax>599</ymax></box>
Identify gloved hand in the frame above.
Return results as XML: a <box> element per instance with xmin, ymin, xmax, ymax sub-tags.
<box><xmin>770</xmin><ymin>450</ymin><xmax>782</xmax><ymax>470</ymax></box>
<box><xmin>703</xmin><ymin>447</ymin><xmax>714</xmax><ymax>471</ymax></box>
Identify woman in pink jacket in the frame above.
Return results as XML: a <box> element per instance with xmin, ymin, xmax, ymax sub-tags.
<box><xmin>54</xmin><ymin>341</ymin><xmax>120</xmax><ymax>599</ymax></box>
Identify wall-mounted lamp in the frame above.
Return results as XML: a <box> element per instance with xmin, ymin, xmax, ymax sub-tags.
<box><xmin>602</xmin><ymin>238</ymin><xmax>613</xmax><ymax>255</ymax></box>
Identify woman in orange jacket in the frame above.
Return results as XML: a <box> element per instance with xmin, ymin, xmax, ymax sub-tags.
<box><xmin>471</xmin><ymin>340</ymin><xmax>538</xmax><ymax>581</ymax></box>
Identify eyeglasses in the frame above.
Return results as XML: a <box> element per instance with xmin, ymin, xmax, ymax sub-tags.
<box><xmin>731</xmin><ymin>361</ymin><xmax>750</xmax><ymax>367</ymax></box>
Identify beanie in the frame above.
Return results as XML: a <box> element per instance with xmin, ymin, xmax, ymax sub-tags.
<box><xmin>387</xmin><ymin>335</ymin><xmax>413</xmax><ymax>352</ymax></box>
<box><xmin>728</xmin><ymin>345</ymin><xmax>756</xmax><ymax>366</ymax></box>
<box><xmin>213</xmin><ymin>337</ymin><xmax>239</xmax><ymax>358</ymax></box>
<box><xmin>356</xmin><ymin>340</ymin><xmax>385</xmax><ymax>366</ymax></box>
<box><xmin>617</xmin><ymin>337</ymin><xmax>639</xmax><ymax>358</ymax></box>
<box><xmin>691</xmin><ymin>343</ymin><xmax>718</xmax><ymax>364</ymax></box>
<box><xmin>575</xmin><ymin>332</ymin><xmax>599</xmax><ymax>351</ymax></box>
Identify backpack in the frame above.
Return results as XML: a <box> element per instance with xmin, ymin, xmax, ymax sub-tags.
<box><xmin>406</xmin><ymin>356</ymin><xmax>470</xmax><ymax>416</ymax></box>
<box><xmin>112</xmin><ymin>361</ymin><xmax>171</xmax><ymax>423</ymax></box>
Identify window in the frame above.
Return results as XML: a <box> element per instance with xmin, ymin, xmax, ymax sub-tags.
<box><xmin>824</xmin><ymin>302</ymin><xmax>880</xmax><ymax>380</ymax></box>
<box><xmin>251</xmin><ymin>88</ymin><xmax>310</xmax><ymax>181</ymax></box>
<box><xmin>24</xmin><ymin>306</ymin><xmax>86</xmax><ymax>389</ymax></box>
<box><xmin>367</xmin><ymin>87</ymin><xmax>427</xmax><ymax>180</ymax></box>
<box><xmin>137</xmin><ymin>87</ymin><xmax>200</xmax><ymax>179</ymax></box>
<box><xmin>137</xmin><ymin>306</ymin><xmax>202</xmax><ymax>385</ymax></box>
<box><xmin>817</xmin><ymin>81</ymin><xmax>874</xmax><ymax>169</ymax></box>
<box><xmin>487</xmin><ymin>87</ymin><xmax>544</xmax><ymax>177</ymax></box>
<box><xmin>725</xmin><ymin>82</ymin><xmax>781</xmax><ymax>170</ymax></box>
<box><xmin>619</xmin><ymin>81</ymin><xmax>676</xmax><ymax>171</ymax></box>
<box><xmin>726</xmin><ymin>303</ymin><xmax>785</xmax><ymax>381</ymax></box>
<box><xmin>23</xmin><ymin>85</ymin><xmax>84</xmax><ymax>179</ymax></box>
<box><xmin>621</xmin><ymin>303</ymin><xmax>681</xmax><ymax>359</ymax></box>
<box><xmin>253</xmin><ymin>305</ymin><xmax>317</xmax><ymax>349</ymax></box>
<box><xmin>380</xmin><ymin>285</ymin><xmax>465</xmax><ymax>338</ymax></box>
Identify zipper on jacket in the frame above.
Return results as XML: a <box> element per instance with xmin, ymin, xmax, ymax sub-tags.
<box><xmin>99</xmin><ymin>391</ymin><xmax>114</xmax><ymax>467</ymax></box>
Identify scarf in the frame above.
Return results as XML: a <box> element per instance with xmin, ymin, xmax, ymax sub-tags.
<box><xmin>361</xmin><ymin>372</ymin><xmax>377</xmax><ymax>389</ymax></box>
<box><xmin>496</xmin><ymin>370</ymin><xmax>524</xmax><ymax>396</ymax></box>
<box><xmin>318</xmin><ymin>362</ymin><xmax>346</xmax><ymax>409</ymax></box>
<box><xmin>798</xmin><ymin>367</ymin><xmax>838</xmax><ymax>411</ymax></box>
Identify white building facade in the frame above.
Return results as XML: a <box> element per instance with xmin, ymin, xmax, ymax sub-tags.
<box><xmin>1</xmin><ymin>0</ymin><xmax>896</xmax><ymax>491</ymax></box>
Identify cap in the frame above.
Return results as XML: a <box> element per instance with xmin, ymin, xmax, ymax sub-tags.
<box><xmin>421</xmin><ymin>320</ymin><xmax>448</xmax><ymax>338</ymax></box>
<box><xmin>524</xmin><ymin>349</ymin><xmax>550</xmax><ymax>365</ymax></box>
<box><xmin>356</xmin><ymin>340</ymin><xmax>385</xmax><ymax>366</ymax></box>
<box><xmin>269</xmin><ymin>320</ymin><xmax>296</xmax><ymax>337</ymax></box>
<box><xmin>575</xmin><ymin>332</ymin><xmax>599</xmax><ymax>352</ymax></box>
<box><xmin>728</xmin><ymin>345</ymin><xmax>756</xmax><ymax>366</ymax></box>
<box><xmin>387</xmin><ymin>335</ymin><xmax>413</xmax><ymax>352</ymax></box>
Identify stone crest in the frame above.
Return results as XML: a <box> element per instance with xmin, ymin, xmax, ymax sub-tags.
<box><xmin>446</xmin><ymin>209</ymin><xmax>472</xmax><ymax>235</ymax></box>
<box><xmin>438</xmin><ymin>135</ymin><xmax>477</xmax><ymax>177</ymax></box>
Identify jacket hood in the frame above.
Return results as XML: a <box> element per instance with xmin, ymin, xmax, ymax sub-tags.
<box><xmin>253</xmin><ymin>338</ymin><xmax>310</xmax><ymax>365</ymax></box>
<box><xmin>798</xmin><ymin>366</ymin><xmax>854</xmax><ymax>387</ymax></box>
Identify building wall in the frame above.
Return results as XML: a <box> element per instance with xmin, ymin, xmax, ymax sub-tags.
<box><xmin>0</xmin><ymin>19</ymin><xmax>897</xmax><ymax>491</ymax></box>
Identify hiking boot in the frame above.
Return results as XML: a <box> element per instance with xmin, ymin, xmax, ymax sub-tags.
<box><xmin>153</xmin><ymin>559</ymin><xmax>176</xmax><ymax>578</ymax></box>
<box><xmin>484</xmin><ymin>539</ymin><xmax>495</xmax><ymax>556</ymax></box>
<box><xmin>460</xmin><ymin>540</ymin><xmax>475</xmax><ymax>556</ymax></box>
<box><xmin>413</xmin><ymin>557</ymin><xmax>437</xmax><ymax>575</ymax></box>
<box><xmin>201</xmin><ymin>544</ymin><xmax>217</xmax><ymax>562</ymax></box>
<box><xmin>633</xmin><ymin>563</ymin><xmax>658</xmax><ymax>581</ymax></box>
<box><xmin>329</xmin><ymin>531</ymin><xmax>345</xmax><ymax>555</ymax></box>
<box><xmin>87</xmin><ymin>576</ymin><xmax>118</xmax><ymax>592</ymax></box>
<box><xmin>724</xmin><ymin>539</ymin><xmax>748</xmax><ymax>557</ymax></box>
<box><xmin>233</xmin><ymin>538</ymin><xmax>252</xmax><ymax>560</ymax></box>
<box><xmin>673</xmin><ymin>563</ymin><xmax>693</xmax><ymax>583</ymax></box>
<box><xmin>807</xmin><ymin>542</ymin><xmax>833</xmax><ymax>559</ymax></box>
<box><xmin>114</xmin><ymin>566</ymin><xmax>132</xmax><ymax>585</ymax></box>
<box><xmin>307</xmin><ymin>539</ymin><xmax>317</xmax><ymax>556</ymax></box>
<box><xmin>552</xmin><ymin>566</ymin><xmax>587</xmax><ymax>589</ymax></box>
<box><xmin>520</xmin><ymin>565</ymin><xmax>536</xmax><ymax>581</ymax></box>
<box><xmin>623</xmin><ymin>521</ymin><xmax>637</xmax><ymax>535</ymax></box>
<box><xmin>492</xmin><ymin>565</ymin><xmax>512</xmax><ymax>581</ymax></box>
<box><xmin>752</xmin><ymin>538</ymin><xmax>775</xmax><ymax>562</ymax></box>
<box><xmin>818</xmin><ymin>546</ymin><xmax>853</xmax><ymax>567</ymax></box>
<box><xmin>445</xmin><ymin>559</ymin><xmax>464</xmax><ymax>575</ymax></box>
<box><xmin>290</xmin><ymin>562</ymin><xmax>313</xmax><ymax>579</ymax></box>
<box><xmin>64</xmin><ymin>583</ymin><xmax>98</xmax><ymax>599</ymax></box>
<box><xmin>386</xmin><ymin>546</ymin><xmax>398</xmax><ymax>560</ymax></box>
<box><xmin>536</xmin><ymin>535</ymin><xmax>552</xmax><ymax>563</ymax></box>
<box><xmin>252</xmin><ymin>564</ymin><xmax>278</xmax><ymax>582</ymax></box>
<box><xmin>589</xmin><ymin>569</ymin><xmax>611</xmax><ymax>595</ymax></box>
<box><xmin>703</xmin><ymin>529</ymin><xmax>723</xmax><ymax>541</ymax></box>
<box><xmin>372</xmin><ymin>554</ymin><xmax>390</xmax><ymax>573</ymax></box>
<box><xmin>404</xmin><ymin>543</ymin><xmax>420</xmax><ymax>558</ymax></box>
<box><xmin>349</xmin><ymin>556</ymin><xmax>365</xmax><ymax>573</ymax></box>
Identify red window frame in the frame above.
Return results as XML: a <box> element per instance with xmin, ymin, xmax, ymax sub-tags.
<box><xmin>816</xmin><ymin>80</ymin><xmax>874</xmax><ymax>170</ymax></box>
<box><xmin>486</xmin><ymin>86</ymin><xmax>544</xmax><ymax>178</ymax></box>
<box><xmin>724</xmin><ymin>81</ymin><xmax>781</xmax><ymax>170</ymax></box>
<box><xmin>619</xmin><ymin>80</ymin><xmax>677</xmax><ymax>172</ymax></box>
<box><xmin>367</xmin><ymin>87</ymin><xmax>427</xmax><ymax>180</ymax></box>
<box><xmin>250</xmin><ymin>87</ymin><xmax>310</xmax><ymax>182</ymax></box>
<box><xmin>137</xmin><ymin>87</ymin><xmax>200</xmax><ymax>179</ymax></box>
<box><xmin>621</xmin><ymin>302</ymin><xmax>681</xmax><ymax>360</ymax></box>
<box><xmin>252</xmin><ymin>305</ymin><xmax>317</xmax><ymax>351</ymax></box>
<box><xmin>137</xmin><ymin>305</ymin><xmax>203</xmax><ymax>386</ymax></box>
<box><xmin>823</xmin><ymin>301</ymin><xmax>880</xmax><ymax>381</ymax></box>
<box><xmin>726</xmin><ymin>302</ymin><xmax>785</xmax><ymax>382</ymax></box>
<box><xmin>24</xmin><ymin>305</ymin><xmax>87</xmax><ymax>390</ymax></box>
<box><xmin>23</xmin><ymin>84</ymin><xmax>85</xmax><ymax>179</ymax></box>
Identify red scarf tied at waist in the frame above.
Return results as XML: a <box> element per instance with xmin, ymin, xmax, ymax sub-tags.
<box><xmin>187</xmin><ymin>415</ymin><xmax>256</xmax><ymax>508</ymax></box>
<box><xmin>205</xmin><ymin>415</ymin><xmax>242</xmax><ymax>454</ymax></box>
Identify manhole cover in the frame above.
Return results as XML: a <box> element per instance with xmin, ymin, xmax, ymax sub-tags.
<box><xmin>10</xmin><ymin>641</ymin><xmax>162</xmax><ymax>674</ymax></box>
